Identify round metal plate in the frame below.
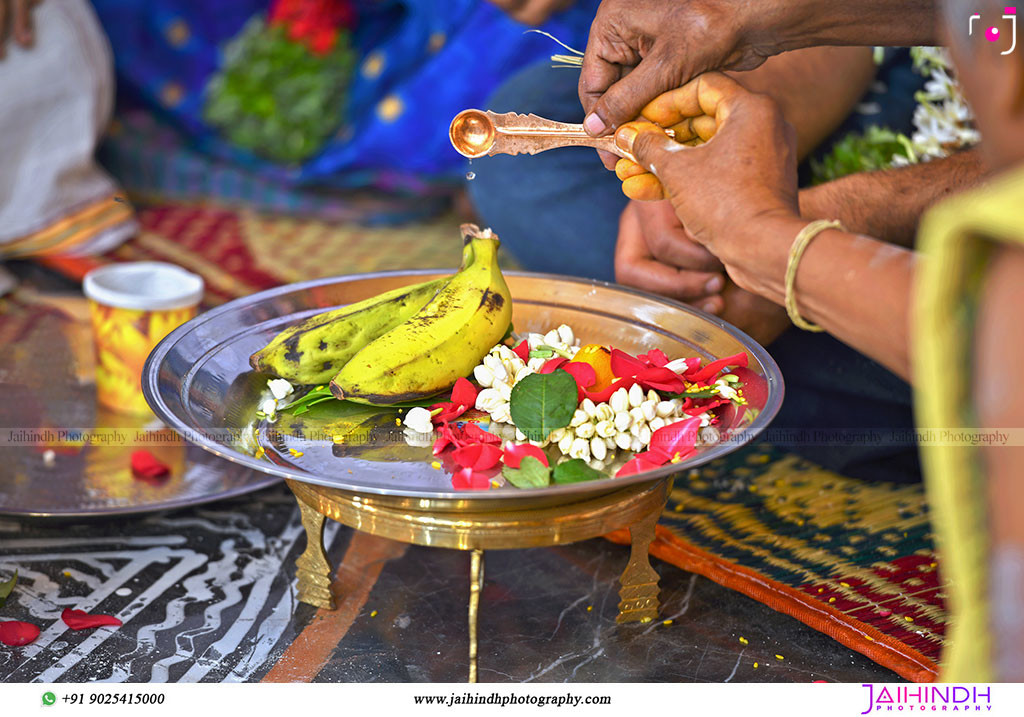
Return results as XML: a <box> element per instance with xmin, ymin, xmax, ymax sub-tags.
<box><xmin>143</xmin><ymin>271</ymin><xmax>783</xmax><ymax>511</ymax></box>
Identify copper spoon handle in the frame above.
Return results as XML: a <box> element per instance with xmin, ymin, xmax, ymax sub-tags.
<box><xmin>450</xmin><ymin>109</ymin><xmax>637</xmax><ymax>163</ymax></box>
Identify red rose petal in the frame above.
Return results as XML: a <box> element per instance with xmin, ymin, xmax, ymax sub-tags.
<box><xmin>463</xmin><ymin>423</ymin><xmax>500</xmax><ymax>444</ymax></box>
<box><xmin>685</xmin><ymin>352</ymin><xmax>749</xmax><ymax>384</ymax></box>
<box><xmin>684</xmin><ymin>399</ymin><xmax>729</xmax><ymax>415</ymax></box>
<box><xmin>0</xmin><ymin>621</ymin><xmax>40</xmax><ymax>646</ymax></box>
<box><xmin>61</xmin><ymin>608</ymin><xmax>123</xmax><ymax>631</ymax></box>
<box><xmin>582</xmin><ymin>377</ymin><xmax>638</xmax><ymax>404</ymax></box>
<box><xmin>451</xmin><ymin>467</ymin><xmax>492</xmax><ymax>490</ymax></box>
<box><xmin>635</xmin><ymin>366</ymin><xmax>687</xmax><ymax>393</ymax></box>
<box><xmin>539</xmin><ymin>357</ymin><xmax>569</xmax><ymax>374</ymax></box>
<box><xmin>431</xmin><ymin>401</ymin><xmax>469</xmax><ymax>423</ymax></box>
<box><xmin>638</xmin><ymin>349</ymin><xmax>670</xmax><ymax>367</ymax></box>
<box><xmin>130</xmin><ymin>450</ymin><xmax>170</xmax><ymax>482</ymax></box>
<box><xmin>512</xmin><ymin>340</ymin><xmax>530</xmax><ymax>362</ymax></box>
<box><xmin>502</xmin><ymin>443</ymin><xmax>549</xmax><ymax>469</ymax></box>
<box><xmin>609</xmin><ymin>348</ymin><xmax>645</xmax><ymax>378</ymax></box>
<box><xmin>563</xmin><ymin>361</ymin><xmax>597</xmax><ymax>389</ymax></box>
<box><xmin>452</xmin><ymin>443</ymin><xmax>503</xmax><ymax>471</ymax></box>
<box><xmin>649</xmin><ymin>416</ymin><xmax>702</xmax><ymax>457</ymax></box>
<box><xmin>451</xmin><ymin>377</ymin><xmax>478</xmax><ymax>409</ymax></box>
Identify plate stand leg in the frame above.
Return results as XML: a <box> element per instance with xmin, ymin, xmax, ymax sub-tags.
<box><xmin>293</xmin><ymin>492</ymin><xmax>336</xmax><ymax>610</ymax></box>
<box><xmin>468</xmin><ymin>549</ymin><xmax>484</xmax><ymax>683</ymax></box>
<box><xmin>616</xmin><ymin>500</ymin><xmax>662</xmax><ymax>623</ymax></box>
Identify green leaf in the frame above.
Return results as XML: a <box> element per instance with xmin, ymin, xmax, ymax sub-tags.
<box><xmin>501</xmin><ymin>456</ymin><xmax>551</xmax><ymax>489</ymax></box>
<box><xmin>0</xmin><ymin>570</ymin><xmax>17</xmax><ymax>609</ymax></box>
<box><xmin>552</xmin><ymin>459</ymin><xmax>605</xmax><ymax>484</ymax></box>
<box><xmin>279</xmin><ymin>385</ymin><xmax>334</xmax><ymax>415</ymax></box>
<box><xmin>509</xmin><ymin>369</ymin><xmax>578</xmax><ymax>442</ymax></box>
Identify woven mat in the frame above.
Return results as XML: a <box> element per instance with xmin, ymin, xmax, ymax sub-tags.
<box><xmin>42</xmin><ymin>201</ymin><xmax>947</xmax><ymax>682</ymax></box>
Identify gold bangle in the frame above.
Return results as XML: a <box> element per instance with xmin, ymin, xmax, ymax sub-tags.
<box><xmin>784</xmin><ymin>219</ymin><xmax>844</xmax><ymax>333</ymax></box>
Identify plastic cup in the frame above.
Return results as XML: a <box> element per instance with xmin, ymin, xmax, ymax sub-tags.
<box><xmin>83</xmin><ymin>262</ymin><xmax>204</xmax><ymax>414</ymax></box>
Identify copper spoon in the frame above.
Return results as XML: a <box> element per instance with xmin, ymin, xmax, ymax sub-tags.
<box><xmin>450</xmin><ymin>109</ymin><xmax>638</xmax><ymax>163</ymax></box>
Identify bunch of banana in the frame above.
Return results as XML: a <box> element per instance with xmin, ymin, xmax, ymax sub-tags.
<box><xmin>250</xmin><ymin>224</ymin><xmax>512</xmax><ymax>405</ymax></box>
<box><xmin>331</xmin><ymin>224</ymin><xmax>512</xmax><ymax>404</ymax></box>
<box><xmin>249</xmin><ymin>276</ymin><xmax>450</xmax><ymax>385</ymax></box>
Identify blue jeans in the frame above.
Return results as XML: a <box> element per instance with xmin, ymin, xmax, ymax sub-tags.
<box><xmin>468</xmin><ymin>54</ymin><xmax>925</xmax><ymax>483</ymax></box>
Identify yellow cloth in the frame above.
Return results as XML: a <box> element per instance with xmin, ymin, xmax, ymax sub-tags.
<box><xmin>914</xmin><ymin>165</ymin><xmax>1024</xmax><ymax>681</ymax></box>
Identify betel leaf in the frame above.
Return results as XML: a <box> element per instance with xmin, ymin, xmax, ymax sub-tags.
<box><xmin>0</xmin><ymin>571</ymin><xmax>17</xmax><ymax>609</ymax></box>
<box><xmin>553</xmin><ymin>459</ymin><xmax>605</xmax><ymax>484</ymax></box>
<box><xmin>509</xmin><ymin>369</ymin><xmax>578</xmax><ymax>442</ymax></box>
<box><xmin>501</xmin><ymin>456</ymin><xmax>551</xmax><ymax>489</ymax></box>
<box><xmin>279</xmin><ymin>385</ymin><xmax>334</xmax><ymax>415</ymax></box>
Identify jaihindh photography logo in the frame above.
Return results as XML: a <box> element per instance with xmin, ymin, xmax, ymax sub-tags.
<box><xmin>860</xmin><ymin>684</ymin><xmax>993</xmax><ymax>713</ymax></box>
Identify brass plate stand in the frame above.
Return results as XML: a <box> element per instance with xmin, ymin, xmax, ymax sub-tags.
<box><xmin>286</xmin><ymin>479</ymin><xmax>670</xmax><ymax>681</ymax></box>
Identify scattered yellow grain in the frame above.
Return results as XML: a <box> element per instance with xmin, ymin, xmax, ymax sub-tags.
<box><xmin>840</xmin><ymin>582</ymin><xmax>850</xmax><ymax>588</ymax></box>
<box><xmin>739</xmin><ymin>636</ymin><xmax>748</xmax><ymax>645</ymax></box>
<box><xmin>586</xmin><ymin>606</ymin><xmax>593</xmax><ymax>612</ymax></box>
<box><xmin>674</xmin><ymin>504</ymin><xmax>684</xmax><ymax>512</ymax></box>
<box><xmin>663</xmin><ymin>620</ymin><xmax>673</xmax><ymax>626</ymax></box>
<box><xmin>288</xmin><ymin>448</ymin><xmax>304</xmax><ymax>458</ymax></box>
<box><xmin>775</xmin><ymin>654</ymin><xmax>784</xmax><ymax>661</ymax></box>
<box><xmin>817</xmin><ymin>587</ymin><xmax>824</xmax><ymax>593</ymax></box>
<box><xmin>431</xmin><ymin>461</ymin><xmax>442</xmax><ymax>470</ymax></box>
<box><xmin>905</xmin><ymin>616</ymin><xmax>914</xmax><ymax>622</ymax></box>
<box><xmin>640</xmin><ymin>617</ymin><xmax>653</xmax><ymax>623</ymax></box>
<box><xmin>370</xmin><ymin>610</ymin><xmax>378</xmax><ymax>617</ymax></box>
<box><xmin>866</xmin><ymin>636</ymin><xmax>874</xmax><ymax>641</ymax></box>
<box><xmin>395</xmin><ymin>418</ymin><xmax>402</xmax><ymax>426</ymax></box>
<box><xmin>828</xmin><ymin>597</ymin><xmax>836</xmax><ymax>603</ymax></box>
<box><xmin>753</xmin><ymin>662</ymin><xmax>759</xmax><ymax>669</ymax></box>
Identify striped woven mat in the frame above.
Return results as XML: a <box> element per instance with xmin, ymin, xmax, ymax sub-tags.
<box><xmin>44</xmin><ymin>201</ymin><xmax>947</xmax><ymax>682</ymax></box>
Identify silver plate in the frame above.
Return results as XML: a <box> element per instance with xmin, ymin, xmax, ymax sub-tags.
<box><xmin>143</xmin><ymin>271</ymin><xmax>784</xmax><ymax>510</ymax></box>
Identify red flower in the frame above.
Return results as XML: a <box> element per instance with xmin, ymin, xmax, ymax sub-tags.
<box><xmin>432</xmin><ymin>423</ymin><xmax>465</xmax><ymax>455</ymax></box>
<box><xmin>538</xmin><ymin>357</ymin><xmax>568</xmax><ymax>374</ymax></box>
<box><xmin>502</xmin><ymin>443</ymin><xmax>549</xmax><ymax>469</ymax></box>
<box><xmin>451</xmin><ymin>467</ymin><xmax>491</xmax><ymax>490</ymax></box>
<box><xmin>452</xmin><ymin>443</ymin><xmax>503</xmax><ymax>471</ymax></box>
<box><xmin>131</xmin><ymin>450</ymin><xmax>170</xmax><ymax>484</ymax></box>
<box><xmin>512</xmin><ymin>340</ymin><xmax>530</xmax><ymax>362</ymax></box>
<box><xmin>308</xmin><ymin>27</ymin><xmax>338</xmax><ymax>55</ymax></box>
<box><xmin>463</xmin><ymin>423</ymin><xmax>500</xmax><ymax>444</ymax></box>
<box><xmin>684</xmin><ymin>352</ymin><xmax>748</xmax><ymax>384</ymax></box>
<box><xmin>0</xmin><ymin>621</ymin><xmax>39</xmax><ymax>646</ymax></box>
<box><xmin>638</xmin><ymin>349</ymin><xmax>670</xmax><ymax>367</ymax></box>
<box><xmin>649</xmin><ymin>416</ymin><xmax>702</xmax><ymax>457</ymax></box>
<box><xmin>61</xmin><ymin>608</ymin><xmax>123</xmax><ymax>631</ymax></box>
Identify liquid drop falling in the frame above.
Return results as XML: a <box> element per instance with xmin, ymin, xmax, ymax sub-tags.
<box><xmin>466</xmin><ymin>171</ymin><xmax>476</xmax><ymax>181</ymax></box>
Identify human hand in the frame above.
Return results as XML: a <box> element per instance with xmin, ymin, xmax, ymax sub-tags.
<box><xmin>616</xmin><ymin>199</ymin><xmax>791</xmax><ymax>346</ymax></box>
<box><xmin>0</xmin><ymin>0</ymin><xmax>40</xmax><ymax>59</ymax></box>
<box><xmin>488</xmin><ymin>0</ymin><xmax>574</xmax><ymax>26</ymax></box>
<box><xmin>579</xmin><ymin>0</ymin><xmax>773</xmax><ymax>149</ymax></box>
<box><xmin>615</xmin><ymin>199</ymin><xmax>725</xmax><ymax>313</ymax></box>
<box><xmin>612</xmin><ymin>73</ymin><xmax>800</xmax><ymax>290</ymax></box>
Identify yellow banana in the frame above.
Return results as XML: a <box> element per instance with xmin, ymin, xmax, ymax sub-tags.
<box><xmin>330</xmin><ymin>225</ymin><xmax>512</xmax><ymax>405</ymax></box>
<box><xmin>249</xmin><ymin>276</ymin><xmax>449</xmax><ymax>385</ymax></box>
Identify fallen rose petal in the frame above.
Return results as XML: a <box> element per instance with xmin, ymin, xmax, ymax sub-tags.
<box><xmin>463</xmin><ymin>423</ymin><xmax>500</xmax><ymax>444</ymax></box>
<box><xmin>452</xmin><ymin>443</ymin><xmax>503</xmax><ymax>471</ymax></box>
<box><xmin>502</xmin><ymin>443</ymin><xmax>549</xmax><ymax>469</ymax></box>
<box><xmin>562</xmin><ymin>361</ymin><xmax>597</xmax><ymax>398</ymax></box>
<box><xmin>131</xmin><ymin>450</ymin><xmax>170</xmax><ymax>482</ymax></box>
<box><xmin>582</xmin><ymin>376</ymin><xmax>639</xmax><ymax>404</ymax></box>
<box><xmin>685</xmin><ymin>352</ymin><xmax>749</xmax><ymax>384</ymax></box>
<box><xmin>0</xmin><ymin>621</ymin><xmax>40</xmax><ymax>646</ymax></box>
<box><xmin>649</xmin><ymin>416</ymin><xmax>702</xmax><ymax>456</ymax></box>
<box><xmin>512</xmin><ymin>340</ymin><xmax>530</xmax><ymax>362</ymax></box>
<box><xmin>635</xmin><ymin>366</ymin><xmax>687</xmax><ymax>393</ymax></box>
<box><xmin>61</xmin><ymin>608</ymin><xmax>123</xmax><ymax>630</ymax></box>
<box><xmin>450</xmin><ymin>377</ymin><xmax>478</xmax><ymax>409</ymax></box>
<box><xmin>451</xmin><ymin>467</ymin><xmax>492</xmax><ymax>490</ymax></box>
<box><xmin>431</xmin><ymin>402</ymin><xmax>469</xmax><ymax>423</ymax></box>
<box><xmin>684</xmin><ymin>399</ymin><xmax>729</xmax><ymax>416</ymax></box>
<box><xmin>609</xmin><ymin>348</ymin><xmax>646</xmax><ymax>378</ymax></box>
<box><xmin>638</xmin><ymin>349</ymin><xmax>670</xmax><ymax>367</ymax></box>
<box><xmin>616</xmin><ymin>454</ymin><xmax>668</xmax><ymax>478</ymax></box>
<box><xmin>539</xmin><ymin>357</ymin><xmax>569</xmax><ymax>374</ymax></box>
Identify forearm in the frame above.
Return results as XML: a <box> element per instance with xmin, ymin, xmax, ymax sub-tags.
<box><xmin>753</xmin><ymin>0</ymin><xmax>938</xmax><ymax>54</ymax></box>
<box><xmin>799</xmin><ymin>149</ymin><xmax>989</xmax><ymax>246</ymax></box>
<box><xmin>730</xmin><ymin>47</ymin><xmax>876</xmax><ymax>159</ymax></box>
<box><xmin>728</xmin><ymin>214</ymin><xmax>914</xmax><ymax>380</ymax></box>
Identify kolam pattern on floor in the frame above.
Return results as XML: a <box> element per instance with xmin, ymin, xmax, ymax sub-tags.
<box><xmin>41</xmin><ymin>200</ymin><xmax>947</xmax><ymax>682</ymax></box>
